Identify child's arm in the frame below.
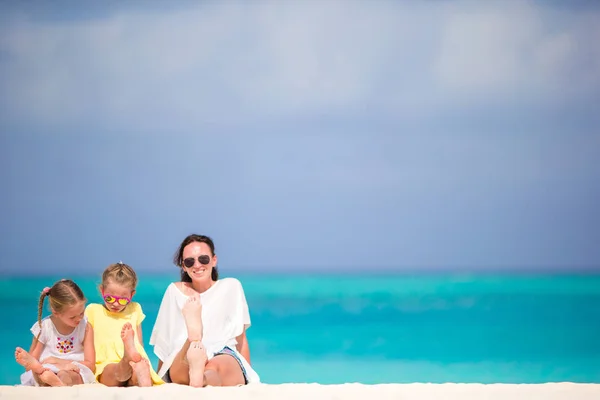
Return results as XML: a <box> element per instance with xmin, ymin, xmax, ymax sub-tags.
<box><xmin>136</xmin><ymin>324</ymin><xmax>144</xmax><ymax>346</ymax></box>
<box><xmin>21</xmin><ymin>337</ymin><xmax>45</xmax><ymax>371</ymax></box>
<box><xmin>80</xmin><ymin>322</ymin><xmax>96</xmax><ymax>373</ymax></box>
<box><xmin>137</xmin><ymin>324</ymin><xmax>160</xmax><ymax>371</ymax></box>
<box><xmin>28</xmin><ymin>337</ymin><xmax>44</xmax><ymax>361</ymax></box>
<box><xmin>44</xmin><ymin>324</ymin><xmax>96</xmax><ymax>371</ymax></box>
<box><xmin>30</xmin><ymin>337</ymin><xmax>74</xmax><ymax>369</ymax></box>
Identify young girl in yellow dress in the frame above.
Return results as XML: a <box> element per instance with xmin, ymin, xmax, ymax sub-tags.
<box><xmin>85</xmin><ymin>262</ymin><xmax>163</xmax><ymax>386</ymax></box>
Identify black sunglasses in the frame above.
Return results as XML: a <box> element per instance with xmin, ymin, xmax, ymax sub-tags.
<box><xmin>183</xmin><ymin>255</ymin><xmax>211</xmax><ymax>268</ymax></box>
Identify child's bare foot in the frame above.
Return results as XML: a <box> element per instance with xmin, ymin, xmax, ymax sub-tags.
<box><xmin>113</xmin><ymin>323</ymin><xmax>140</xmax><ymax>382</ymax></box>
<box><xmin>15</xmin><ymin>347</ymin><xmax>64</xmax><ymax>387</ymax></box>
<box><xmin>187</xmin><ymin>340</ymin><xmax>207</xmax><ymax>388</ymax></box>
<box><xmin>182</xmin><ymin>295</ymin><xmax>203</xmax><ymax>341</ymax></box>
<box><xmin>129</xmin><ymin>359</ymin><xmax>152</xmax><ymax>387</ymax></box>
<box><xmin>121</xmin><ymin>323</ymin><xmax>142</xmax><ymax>363</ymax></box>
<box><xmin>15</xmin><ymin>347</ymin><xmax>45</xmax><ymax>374</ymax></box>
<box><xmin>110</xmin><ymin>322</ymin><xmax>142</xmax><ymax>382</ymax></box>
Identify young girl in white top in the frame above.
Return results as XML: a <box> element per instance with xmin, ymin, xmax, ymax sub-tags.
<box><xmin>15</xmin><ymin>279</ymin><xmax>96</xmax><ymax>386</ymax></box>
<box><xmin>150</xmin><ymin>234</ymin><xmax>260</xmax><ymax>387</ymax></box>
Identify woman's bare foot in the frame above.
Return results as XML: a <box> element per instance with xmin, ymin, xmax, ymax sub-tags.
<box><xmin>15</xmin><ymin>347</ymin><xmax>64</xmax><ymax>387</ymax></box>
<box><xmin>121</xmin><ymin>323</ymin><xmax>142</xmax><ymax>363</ymax></box>
<box><xmin>129</xmin><ymin>359</ymin><xmax>152</xmax><ymax>387</ymax></box>
<box><xmin>187</xmin><ymin>340</ymin><xmax>207</xmax><ymax>388</ymax></box>
<box><xmin>182</xmin><ymin>295</ymin><xmax>203</xmax><ymax>341</ymax></box>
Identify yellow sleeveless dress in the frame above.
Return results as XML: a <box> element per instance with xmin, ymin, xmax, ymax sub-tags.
<box><xmin>85</xmin><ymin>302</ymin><xmax>163</xmax><ymax>385</ymax></box>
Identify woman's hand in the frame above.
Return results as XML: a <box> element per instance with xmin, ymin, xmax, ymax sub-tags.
<box><xmin>236</xmin><ymin>329</ymin><xmax>251</xmax><ymax>365</ymax></box>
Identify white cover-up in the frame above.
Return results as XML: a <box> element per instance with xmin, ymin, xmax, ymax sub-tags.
<box><xmin>20</xmin><ymin>316</ymin><xmax>96</xmax><ymax>385</ymax></box>
<box><xmin>149</xmin><ymin>278</ymin><xmax>260</xmax><ymax>383</ymax></box>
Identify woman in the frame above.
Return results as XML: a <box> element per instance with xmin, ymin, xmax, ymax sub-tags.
<box><xmin>150</xmin><ymin>234</ymin><xmax>260</xmax><ymax>387</ymax></box>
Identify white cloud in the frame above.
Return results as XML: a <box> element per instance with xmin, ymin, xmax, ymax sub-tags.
<box><xmin>0</xmin><ymin>1</ymin><xmax>598</xmax><ymax>131</ymax></box>
<box><xmin>433</xmin><ymin>1</ymin><xmax>600</xmax><ymax>102</ymax></box>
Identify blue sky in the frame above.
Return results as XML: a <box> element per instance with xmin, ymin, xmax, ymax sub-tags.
<box><xmin>1</xmin><ymin>1</ymin><xmax>599</xmax><ymax>274</ymax></box>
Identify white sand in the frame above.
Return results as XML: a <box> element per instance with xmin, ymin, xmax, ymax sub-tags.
<box><xmin>1</xmin><ymin>383</ymin><xmax>599</xmax><ymax>400</ymax></box>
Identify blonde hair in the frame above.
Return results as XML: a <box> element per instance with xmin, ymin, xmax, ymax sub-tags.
<box><xmin>37</xmin><ymin>279</ymin><xmax>86</xmax><ymax>340</ymax></box>
<box><xmin>102</xmin><ymin>261</ymin><xmax>138</xmax><ymax>290</ymax></box>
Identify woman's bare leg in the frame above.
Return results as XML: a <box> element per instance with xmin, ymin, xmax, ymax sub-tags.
<box><xmin>187</xmin><ymin>341</ymin><xmax>207</xmax><ymax>387</ymax></box>
<box><xmin>168</xmin><ymin>295</ymin><xmax>206</xmax><ymax>385</ymax></box>
<box><xmin>166</xmin><ymin>340</ymin><xmax>192</xmax><ymax>384</ymax></box>
<box><xmin>203</xmin><ymin>355</ymin><xmax>245</xmax><ymax>387</ymax></box>
<box><xmin>203</xmin><ymin>369</ymin><xmax>222</xmax><ymax>387</ymax></box>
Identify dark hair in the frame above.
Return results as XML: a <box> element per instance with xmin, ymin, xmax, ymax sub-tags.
<box><xmin>38</xmin><ymin>279</ymin><xmax>86</xmax><ymax>340</ymax></box>
<box><xmin>173</xmin><ymin>234</ymin><xmax>218</xmax><ymax>282</ymax></box>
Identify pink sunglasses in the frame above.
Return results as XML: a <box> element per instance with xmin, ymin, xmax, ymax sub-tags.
<box><xmin>102</xmin><ymin>293</ymin><xmax>131</xmax><ymax>306</ymax></box>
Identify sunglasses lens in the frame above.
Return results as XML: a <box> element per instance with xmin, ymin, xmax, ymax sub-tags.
<box><xmin>117</xmin><ymin>298</ymin><xmax>129</xmax><ymax>306</ymax></box>
<box><xmin>199</xmin><ymin>255</ymin><xmax>210</xmax><ymax>265</ymax></box>
<box><xmin>183</xmin><ymin>258</ymin><xmax>195</xmax><ymax>268</ymax></box>
<box><xmin>105</xmin><ymin>296</ymin><xmax>116</xmax><ymax>304</ymax></box>
<box><xmin>183</xmin><ymin>255</ymin><xmax>211</xmax><ymax>267</ymax></box>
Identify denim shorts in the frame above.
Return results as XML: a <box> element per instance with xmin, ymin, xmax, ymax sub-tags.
<box><xmin>214</xmin><ymin>346</ymin><xmax>249</xmax><ymax>385</ymax></box>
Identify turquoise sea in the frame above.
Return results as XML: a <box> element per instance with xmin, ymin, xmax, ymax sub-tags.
<box><xmin>1</xmin><ymin>272</ymin><xmax>600</xmax><ymax>385</ymax></box>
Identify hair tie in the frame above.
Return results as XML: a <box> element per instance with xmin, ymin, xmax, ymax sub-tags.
<box><xmin>42</xmin><ymin>287</ymin><xmax>51</xmax><ymax>295</ymax></box>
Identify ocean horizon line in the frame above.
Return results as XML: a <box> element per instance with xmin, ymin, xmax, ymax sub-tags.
<box><xmin>2</xmin><ymin>265</ymin><xmax>600</xmax><ymax>279</ymax></box>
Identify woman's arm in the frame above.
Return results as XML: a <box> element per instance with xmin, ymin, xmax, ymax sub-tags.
<box><xmin>141</xmin><ymin>314</ymin><xmax>161</xmax><ymax>371</ymax></box>
<box><xmin>236</xmin><ymin>329</ymin><xmax>251</xmax><ymax>364</ymax></box>
<box><xmin>149</xmin><ymin>284</ymin><xmax>176</xmax><ymax>369</ymax></box>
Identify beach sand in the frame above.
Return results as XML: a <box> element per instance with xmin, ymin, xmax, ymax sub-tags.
<box><xmin>1</xmin><ymin>382</ymin><xmax>599</xmax><ymax>400</ymax></box>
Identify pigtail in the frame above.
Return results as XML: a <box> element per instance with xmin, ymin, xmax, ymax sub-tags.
<box><xmin>36</xmin><ymin>287</ymin><xmax>51</xmax><ymax>341</ymax></box>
